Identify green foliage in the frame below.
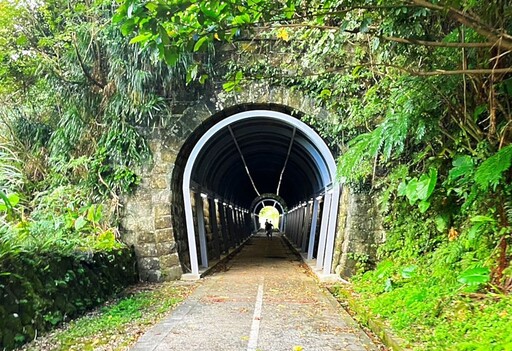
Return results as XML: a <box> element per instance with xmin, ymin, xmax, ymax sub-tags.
<box><xmin>0</xmin><ymin>0</ymin><xmax>185</xmax><ymax>261</ymax></box>
<box><xmin>20</xmin><ymin>283</ymin><xmax>190</xmax><ymax>351</ymax></box>
<box><xmin>457</xmin><ymin>267</ymin><xmax>490</xmax><ymax>288</ymax></box>
<box><xmin>337</xmin><ymin>127</ymin><xmax>382</xmax><ymax>182</ymax></box>
<box><xmin>0</xmin><ymin>142</ymin><xmax>23</xmax><ymax>191</ymax></box>
<box><xmin>1</xmin><ymin>186</ymin><xmax>122</xmax><ymax>259</ymax></box>
<box><xmin>223</xmin><ymin>71</ymin><xmax>245</xmax><ymax>92</ymax></box>
<box><xmin>0</xmin><ymin>192</ymin><xmax>19</xmax><ymax>216</ymax></box>
<box><xmin>338</xmin><ymin>267</ymin><xmax>512</xmax><ymax>350</ymax></box>
<box><xmin>112</xmin><ymin>0</ymin><xmax>286</xmax><ymax>81</ymax></box>
<box><xmin>0</xmin><ymin>248</ymin><xmax>139</xmax><ymax>350</ymax></box>
<box><xmin>337</xmin><ymin>76</ymin><xmax>443</xmax><ymax>183</ymax></box>
<box><xmin>341</xmin><ymin>250</ymin><xmax>512</xmax><ymax>350</ymax></box>
<box><xmin>1</xmin><ymin>1</ymin><xmax>512</xmax><ymax>349</ymax></box>
<box><xmin>474</xmin><ymin>145</ymin><xmax>512</xmax><ymax>191</ymax></box>
<box><xmin>397</xmin><ymin>168</ymin><xmax>437</xmax><ymax>213</ymax></box>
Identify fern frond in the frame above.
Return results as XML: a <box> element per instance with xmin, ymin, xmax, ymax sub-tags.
<box><xmin>381</xmin><ymin>112</ymin><xmax>410</xmax><ymax>160</ymax></box>
<box><xmin>338</xmin><ymin>126</ymin><xmax>383</xmax><ymax>181</ymax></box>
<box><xmin>474</xmin><ymin>145</ymin><xmax>512</xmax><ymax>191</ymax></box>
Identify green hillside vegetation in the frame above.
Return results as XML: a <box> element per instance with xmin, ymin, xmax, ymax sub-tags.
<box><xmin>1</xmin><ymin>0</ymin><xmax>511</xmax><ymax>349</ymax></box>
<box><xmin>0</xmin><ymin>0</ymin><xmax>186</xmax><ymax>258</ymax></box>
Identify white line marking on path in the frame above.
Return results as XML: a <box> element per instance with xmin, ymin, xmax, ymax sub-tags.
<box><xmin>247</xmin><ymin>278</ymin><xmax>264</xmax><ymax>351</ymax></box>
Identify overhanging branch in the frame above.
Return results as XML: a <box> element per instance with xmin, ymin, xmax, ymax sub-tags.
<box><xmin>72</xmin><ymin>35</ymin><xmax>105</xmax><ymax>89</ymax></box>
<box><xmin>381</xmin><ymin>35</ymin><xmax>495</xmax><ymax>48</ymax></box>
<box><xmin>409</xmin><ymin>0</ymin><xmax>512</xmax><ymax>51</ymax></box>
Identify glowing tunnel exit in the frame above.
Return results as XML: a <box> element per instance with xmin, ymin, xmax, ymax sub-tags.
<box><xmin>181</xmin><ymin>108</ymin><xmax>341</xmax><ymax>279</ymax></box>
<box><xmin>258</xmin><ymin>207</ymin><xmax>279</xmax><ymax>229</ymax></box>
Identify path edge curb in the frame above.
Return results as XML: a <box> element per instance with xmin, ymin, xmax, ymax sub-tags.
<box><xmin>328</xmin><ymin>285</ymin><xmax>412</xmax><ymax>351</ymax></box>
<box><xmin>282</xmin><ymin>234</ymin><xmax>411</xmax><ymax>351</ymax></box>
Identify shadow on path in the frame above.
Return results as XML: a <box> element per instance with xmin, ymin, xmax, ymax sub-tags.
<box><xmin>130</xmin><ymin>233</ymin><xmax>378</xmax><ymax>351</ymax></box>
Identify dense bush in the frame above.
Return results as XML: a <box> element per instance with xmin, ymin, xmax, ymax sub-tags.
<box><xmin>0</xmin><ymin>248</ymin><xmax>138</xmax><ymax>350</ymax></box>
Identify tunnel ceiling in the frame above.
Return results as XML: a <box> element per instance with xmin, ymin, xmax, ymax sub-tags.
<box><xmin>191</xmin><ymin>115</ymin><xmax>332</xmax><ymax>208</ymax></box>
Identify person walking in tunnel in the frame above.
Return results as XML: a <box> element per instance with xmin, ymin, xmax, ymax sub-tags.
<box><xmin>265</xmin><ymin>219</ymin><xmax>274</xmax><ymax>239</ymax></box>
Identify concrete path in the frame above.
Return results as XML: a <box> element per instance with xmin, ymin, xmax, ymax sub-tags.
<box><xmin>130</xmin><ymin>233</ymin><xmax>378</xmax><ymax>351</ymax></box>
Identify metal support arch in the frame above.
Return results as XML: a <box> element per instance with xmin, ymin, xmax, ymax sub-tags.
<box><xmin>183</xmin><ymin>110</ymin><xmax>339</xmax><ymax>276</ymax></box>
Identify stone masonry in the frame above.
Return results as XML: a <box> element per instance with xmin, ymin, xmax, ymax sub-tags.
<box><xmin>119</xmin><ymin>82</ymin><xmax>327</xmax><ymax>281</ymax></box>
<box><xmin>120</xmin><ymin>81</ymin><xmax>384</xmax><ymax>281</ymax></box>
<box><xmin>332</xmin><ymin>187</ymin><xmax>385</xmax><ymax>277</ymax></box>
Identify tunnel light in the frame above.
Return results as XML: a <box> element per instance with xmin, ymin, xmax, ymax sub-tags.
<box><xmin>214</xmin><ymin>198</ymin><xmax>219</xmax><ymax>203</ymax></box>
<box><xmin>316</xmin><ymin>195</ymin><xmax>323</xmax><ymax>200</ymax></box>
<box><xmin>222</xmin><ymin>202</ymin><xmax>227</xmax><ymax>206</ymax></box>
<box><xmin>308</xmin><ymin>200</ymin><xmax>313</xmax><ymax>204</ymax></box>
<box><xmin>200</xmin><ymin>193</ymin><xmax>208</xmax><ymax>198</ymax></box>
<box><xmin>229</xmin><ymin>205</ymin><xmax>233</xmax><ymax>209</ymax></box>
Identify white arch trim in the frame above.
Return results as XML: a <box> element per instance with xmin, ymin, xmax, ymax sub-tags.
<box><xmin>182</xmin><ymin>110</ymin><xmax>340</xmax><ymax>276</ymax></box>
<box><xmin>252</xmin><ymin>199</ymin><xmax>285</xmax><ymax>215</ymax></box>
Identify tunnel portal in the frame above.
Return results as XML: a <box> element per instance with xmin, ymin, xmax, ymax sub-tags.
<box><xmin>180</xmin><ymin>107</ymin><xmax>341</xmax><ymax>278</ymax></box>
<box><xmin>121</xmin><ymin>93</ymin><xmax>382</xmax><ymax>283</ymax></box>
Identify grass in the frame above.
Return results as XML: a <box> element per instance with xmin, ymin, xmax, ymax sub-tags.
<box><xmin>333</xmin><ymin>263</ymin><xmax>512</xmax><ymax>351</ymax></box>
<box><xmin>18</xmin><ymin>282</ymin><xmax>196</xmax><ymax>351</ymax></box>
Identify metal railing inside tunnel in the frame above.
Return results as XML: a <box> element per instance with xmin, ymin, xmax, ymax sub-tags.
<box><xmin>190</xmin><ymin>189</ymin><xmax>252</xmax><ymax>271</ymax></box>
<box><xmin>284</xmin><ymin>187</ymin><xmax>340</xmax><ymax>276</ymax></box>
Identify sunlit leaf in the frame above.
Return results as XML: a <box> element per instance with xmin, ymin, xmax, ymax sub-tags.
<box><xmin>417</xmin><ymin>200</ymin><xmax>430</xmax><ymax>213</ymax></box>
<box><xmin>401</xmin><ymin>265</ymin><xmax>418</xmax><ymax>279</ymax></box>
<box><xmin>457</xmin><ymin>267</ymin><xmax>490</xmax><ymax>286</ymax></box>
<box><xmin>193</xmin><ymin>36</ymin><xmax>209</xmax><ymax>51</ymax></box>
<box><xmin>470</xmin><ymin>215</ymin><xmax>495</xmax><ymax>223</ymax></box>
<box><xmin>74</xmin><ymin>216</ymin><xmax>88</xmax><ymax>231</ymax></box>
<box><xmin>129</xmin><ymin>32</ymin><xmax>152</xmax><ymax>44</ymax></box>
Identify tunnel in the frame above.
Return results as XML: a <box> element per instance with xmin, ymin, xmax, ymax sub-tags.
<box><xmin>172</xmin><ymin>104</ymin><xmax>341</xmax><ymax>279</ymax></box>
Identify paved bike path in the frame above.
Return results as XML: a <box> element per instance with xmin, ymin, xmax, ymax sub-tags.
<box><xmin>130</xmin><ymin>233</ymin><xmax>378</xmax><ymax>351</ymax></box>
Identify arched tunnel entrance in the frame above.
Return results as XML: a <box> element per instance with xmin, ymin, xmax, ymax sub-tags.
<box><xmin>250</xmin><ymin>194</ymin><xmax>287</xmax><ymax>232</ymax></box>
<box><xmin>172</xmin><ymin>105</ymin><xmax>341</xmax><ymax>278</ymax></box>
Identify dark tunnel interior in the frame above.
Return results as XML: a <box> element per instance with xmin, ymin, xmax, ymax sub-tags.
<box><xmin>191</xmin><ymin>115</ymin><xmax>332</xmax><ymax>209</ymax></box>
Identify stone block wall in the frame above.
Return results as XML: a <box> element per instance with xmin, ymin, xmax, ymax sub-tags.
<box><xmin>332</xmin><ymin>187</ymin><xmax>385</xmax><ymax>277</ymax></box>
<box><xmin>120</xmin><ymin>82</ymin><xmax>331</xmax><ymax>281</ymax></box>
<box><xmin>120</xmin><ymin>130</ymin><xmax>184</xmax><ymax>282</ymax></box>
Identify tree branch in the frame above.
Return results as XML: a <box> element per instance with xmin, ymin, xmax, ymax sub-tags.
<box><xmin>317</xmin><ymin>64</ymin><xmax>512</xmax><ymax>77</ymax></box>
<box><xmin>381</xmin><ymin>35</ymin><xmax>495</xmax><ymax>48</ymax></box>
<box><xmin>72</xmin><ymin>34</ymin><xmax>105</xmax><ymax>89</ymax></box>
<box><xmin>409</xmin><ymin>0</ymin><xmax>512</xmax><ymax>51</ymax></box>
<box><xmin>410</xmin><ymin>67</ymin><xmax>512</xmax><ymax>76</ymax></box>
